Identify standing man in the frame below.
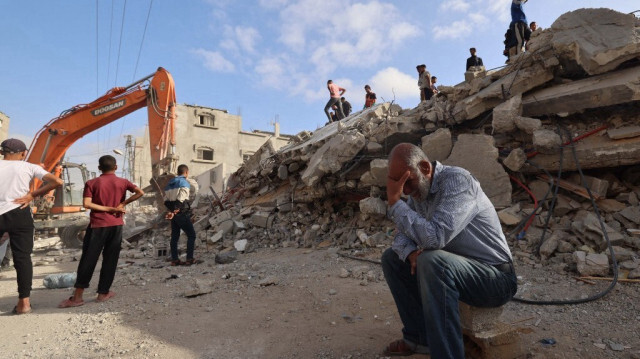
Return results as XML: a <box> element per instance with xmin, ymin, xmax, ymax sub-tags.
<box><xmin>510</xmin><ymin>0</ymin><xmax>530</xmax><ymax>57</ymax></box>
<box><xmin>364</xmin><ymin>85</ymin><xmax>377</xmax><ymax>109</ymax></box>
<box><xmin>164</xmin><ymin>164</ymin><xmax>201</xmax><ymax>266</ymax></box>
<box><xmin>0</xmin><ymin>139</ymin><xmax>63</xmax><ymax>314</ymax></box>
<box><xmin>58</xmin><ymin>155</ymin><xmax>143</xmax><ymax>308</ymax></box>
<box><xmin>381</xmin><ymin>143</ymin><xmax>517</xmax><ymax>358</ymax></box>
<box><xmin>416</xmin><ymin>65</ymin><xmax>432</xmax><ymax>102</ymax></box>
<box><xmin>466</xmin><ymin>48</ymin><xmax>484</xmax><ymax>71</ymax></box>
<box><xmin>341</xmin><ymin>97</ymin><xmax>352</xmax><ymax>118</ymax></box>
<box><xmin>324</xmin><ymin>80</ymin><xmax>346</xmax><ymax>122</ymax></box>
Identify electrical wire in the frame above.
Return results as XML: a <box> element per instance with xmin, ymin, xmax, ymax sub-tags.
<box><xmin>512</xmin><ymin>123</ymin><xmax>619</xmax><ymax>305</ymax></box>
<box><xmin>132</xmin><ymin>0</ymin><xmax>153</xmax><ymax>81</ymax></box>
<box><xmin>114</xmin><ymin>0</ymin><xmax>127</xmax><ymax>85</ymax></box>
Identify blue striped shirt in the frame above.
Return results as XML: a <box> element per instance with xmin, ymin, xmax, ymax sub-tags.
<box><xmin>388</xmin><ymin>162</ymin><xmax>512</xmax><ymax>265</ymax></box>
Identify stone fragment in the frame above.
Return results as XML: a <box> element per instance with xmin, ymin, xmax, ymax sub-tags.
<box><xmin>369</xmin><ymin>159</ymin><xmax>388</xmax><ymax>187</ymax></box>
<box><xmin>596</xmin><ymin>199</ymin><xmax>627</xmax><ymax>213</ymax></box>
<box><xmin>492</xmin><ymin>94</ymin><xmax>521</xmax><ymax>134</ymax></box>
<box><xmin>215</xmin><ymin>249</ymin><xmax>238</xmax><ymax>264</ymax></box>
<box><xmin>366</xmin><ymin>141</ymin><xmax>383</xmax><ymax>154</ymax></box>
<box><xmin>301</xmin><ymin>130</ymin><xmax>366</xmax><ymax>186</ymax></box>
<box><xmin>258</xmin><ymin>276</ymin><xmax>279</xmax><ymax>286</ymax></box>
<box><xmin>514</xmin><ymin>117</ymin><xmax>541</xmax><ymax>135</ymax></box>
<box><xmin>208</xmin><ymin>230</ymin><xmax>224</xmax><ymax>244</ymax></box>
<box><xmin>498</xmin><ymin>206</ymin><xmax>521</xmax><ymax>226</ymax></box>
<box><xmin>503</xmin><ymin>148</ymin><xmax>526</xmax><ymax>172</ymax></box>
<box><xmin>464</xmin><ymin>66</ymin><xmax>486</xmax><ymax>82</ymax></box>
<box><xmin>629</xmin><ymin>268</ymin><xmax>640</xmax><ymax>279</ymax></box>
<box><xmin>618</xmin><ymin>206</ymin><xmax>640</xmax><ymax>225</ymax></box>
<box><xmin>288</xmin><ymin>162</ymin><xmax>300</xmax><ymax>173</ymax></box>
<box><xmin>574</xmin><ymin>251</ymin><xmax>609</xmax><ymax>277</ymax></box>
<box><xmin>539</xmin><ymin>234</ymin><xmax>559</xmax><ymax>260</ymax></box>
<box><xmin>458</xmin><ymin>302</ymin><xmax>503</xmax><ymax>333</ymax></box>
<box><xmin>608</xmin><ymin>126</ymin><xmax>640</xmax><ymax>140</ymax></box>
<box><xmin>421</xmin><ymin>128</ymin><xmax>452</xmax><ymax>162</ymax></box>
<box><xmin>528</xmin><ymin>180</ymin><xmax>550</xmax><ymax>202</ymax></box>
<box><xmin>444</xmin><ymin>134</ymin><xmax>511</xmax><ymax>207</ymax></box>
<box><xmin>339</xmin><ymin>268</ymin><xmax>350</xmax><ymax>278</ymax></box>
<box><xmin>209</xmin><ymin>210</ymin><xmax>233</xmax><ymax>227</ymax></box>
<box><xmin>533</xmin><ymin>129</ymin><xmax>561</xmax><ymax>154</ymax></box>
<box><xmin>251</xmin><ymin>212</ymin><xmax>274</xmax><ymax>228</ymax></box>
<box><xmin>184</xmin><ymin>279</ymin><xmax>213</xmax><ymax>298</ymax></box>
<box><xmin>549</xmin><ymin>8</ymin><xmax>640</xmax><ymax>75</ymax></box>
<box><xmin>359</xmin><ymin>197</ymin><xmax>387</xmax><ymax>217</ymax></box>
<box><xmin>556</xmin><ymin>240</ymin><xmax>574</xmax><ymax>253</ymax></box>
<box><xmin>234</xmin><ymin>239</ymin><xmax>248</xmax><ymax>252</ymax></box>
<box><xmin>277</xmin><ymin>165</ymin><xmax>288</xmax><ymax>180</ymax></box>
<box><xmin>607</xmin><ymin>246</ymin><xmax>636</xmax><ymax>262</ymax></box>
<box><xmin>573</xmin><ymin>175</ymin><xmax>609</xmax><ymax>199</ymax></box>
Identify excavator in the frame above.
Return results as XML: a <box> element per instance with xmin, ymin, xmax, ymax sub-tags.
<box><xmin>26</xmin><ymin>67</ymin><xmax>178</xmax><ymax>247</ymax></box>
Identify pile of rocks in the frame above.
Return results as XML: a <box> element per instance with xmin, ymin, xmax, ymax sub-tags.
<box><xmin>175</xmin><ymin>9</ymin><xmax>640</xmax><ymax>279</ymax></box>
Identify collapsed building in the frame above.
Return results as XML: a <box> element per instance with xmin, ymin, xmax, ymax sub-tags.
<box><xmin>117</xmin><ymin>9</ymin><xmax>640</xmax><ymax>285</ymax></box>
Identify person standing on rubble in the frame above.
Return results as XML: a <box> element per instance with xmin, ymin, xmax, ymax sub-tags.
<box><xmin>509</xmin><ymin>0</ymin><xmax>531</xmax><ymax>57</ymax></box>
<box><xmin>381</xmin><ymin>143</ymin><xmax>517</xmax><ymax>358</ymax></box>
<box><xmin>341</xmin><ymin>97</ymin><xmax>352</xmax><ymax>118</ymax></box>
<box><xmin>58</xmin><ymin>155</ymin><xmax>143</xmax><ymax>308</ymax></box>
<box><xmin>416</xmin><ymin>65</ymin><xmax>432</xmax><ymax>102</ymax></box>
<box><xmin>164</xmin><ymin>164</ymin><xmax>201</xmax><ymax>266</ymax></box>
<box><xmin>430</xmin><ymin>76</ymin><xmax>439</xmax><ymax>94</ymax></box>
<box><xmin>364</xmin><ymin>84</ymin><xmax>377</xmax><ymax>108</ymax></box>
<box><xmin>0</xmin><ymin>138</ymin><xmax>63</xmax><ymax>314</ymax></box>
<box><xmin>466</xmin><ymin>47</ymin><xmax>484</xmax><ymax>71</ymax></box>
<box><xmin>324</xmin><ymin>80</ymin><xmax>346</xmax><ymax>122</ymax></box>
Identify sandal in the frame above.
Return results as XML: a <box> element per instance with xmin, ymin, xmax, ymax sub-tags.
<box><xmin>383</xmin><ymin>339</ymin><xmax>429</xmax><ymax>356</ymax></box>
<box><xmin>96</xmin><ymin>291</ymin><xmax>116</xmax><ymax>302</ymax></box>
<box><xmin>170</xmin><ymin>259</ymin><xmax>185</xmax><ymax>266</ymax></box>
<box><xmin>12</xmin><ymin>305</ymin><xmax>33</xmax><ymax>315</ymax></box>
<box><xmin>58</xmin><ymin>297</ymin><xmax>84</xmax><ymax>308</ymax></box>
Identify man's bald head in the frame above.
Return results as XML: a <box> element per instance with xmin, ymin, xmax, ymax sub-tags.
<box><xmin>388</xmin><ymin>143</ymin><xmax>432</xmax><ymax>199</ymax></box>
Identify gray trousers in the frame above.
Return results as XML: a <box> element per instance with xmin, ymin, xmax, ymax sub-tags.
<box><xmin>324</xmin><ymin>98</ymin><xmax>345</xmax><ymax>122</ymax></box>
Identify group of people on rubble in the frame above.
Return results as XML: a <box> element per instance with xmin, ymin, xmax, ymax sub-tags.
<box><xmin>0</xmin><ymin>138</ymin><xmax>200</xmax><ymax>314</ymax></box>
<box><xmin>323</xmin><ymin>80</ymin><xmax>377</xmax><ymax>123</ymax></box>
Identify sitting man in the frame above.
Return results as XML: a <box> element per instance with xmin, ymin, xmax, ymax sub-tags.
<box><xmin>381</xmin><ymin>143</ymin><xmax>517</xmax><ymax>358</ymax></box>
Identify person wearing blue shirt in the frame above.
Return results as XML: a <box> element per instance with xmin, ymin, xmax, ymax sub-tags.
<box><xmin>164</xmin><ymin>164</ymin><xmax>201</xmax><ymax>266</ymax></box>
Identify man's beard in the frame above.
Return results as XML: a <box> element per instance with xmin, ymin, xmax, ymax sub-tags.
<box><xmin>411</xmin><ymin>171</ymin><xmax>431</xmax><ymax>200</ymax></box>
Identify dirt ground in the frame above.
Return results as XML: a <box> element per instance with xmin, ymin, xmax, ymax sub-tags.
<box><xmin>0</xmin><ymin>245</ymin><xmax>639</xmax><ymax>359</ymax></box>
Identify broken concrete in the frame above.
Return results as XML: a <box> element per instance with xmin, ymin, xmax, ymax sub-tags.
<box><xmin>532</xmin><ymin>129</ymin><xmax>562</xmax><ymax>155</ymax></box>
<box><xmin>492</xmin><ymin>94</ymin><xmax>521</xmax><ymax>134</ymax></box>
<box><xmin>421</xmin><ymin>128</ymin><xmax>452</xmax><ymax>162</ymax></box>
<box><xmin>444</xmin><ymin>134</ymin><xmax>511</xmax><ymax>207</ymax></box>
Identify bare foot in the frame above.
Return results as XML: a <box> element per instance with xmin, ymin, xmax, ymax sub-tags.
<box><xmin>96</xmin><ymin>291</ymin><xmax>116</xmax><ymax>302</ymax></box>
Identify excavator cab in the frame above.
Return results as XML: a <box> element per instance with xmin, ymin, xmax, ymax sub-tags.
<box><xmin>52</xmin><ymin>162</ymin><xmax>93</xmax><ymax>212</ymax></box>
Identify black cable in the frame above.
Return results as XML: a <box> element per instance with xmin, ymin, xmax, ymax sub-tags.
<box><xmin>512</xmin><ymin>124</ymin><xmax>619</xmax><ymax>305</ymax></box>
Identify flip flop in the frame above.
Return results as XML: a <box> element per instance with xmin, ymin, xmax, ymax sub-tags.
<box><xmin>58</xmin><ymin>297</ymin><xmax>84</xmax><ymax>308</ymax></box>
<box><xmin>12</xmin><ymin>306</ymin><xmax>33</xmax><ymax>315</ymax></box>
<box><xmin>96</xmin><ymin>291</ymin><xmax>116</xmax><ymax>303</ymax></box>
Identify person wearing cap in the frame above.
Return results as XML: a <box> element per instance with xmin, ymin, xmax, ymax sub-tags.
<box><xmin>0</xmin><ymin>138</ymin><xmax>63</xmax><ymax>314</ymax></box>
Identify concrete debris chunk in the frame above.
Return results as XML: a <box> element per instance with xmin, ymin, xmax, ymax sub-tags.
<box><xmin>421</xmin><ymin>128</ymin><xmax>452</xmax><ymax>162</ymax></box>
<box><xmin>359</xmin><ymin>197</ymin><xmax>387</xmax><ymax>217</ymax></box>
<box><xmin>492</xmin><ymin>94</ymin><xmax>521</xmax><ymax>134</ymax></box>
<box><xmin>514</xmin><ymin>117</ymin><xmax>541</xmax><ymax>135</ymax></box>
<box><xmin>608</xmin><ymin>126</ymin><xmax>640</xmax><ymax>140</ymax></box>
<box><xmin>300</xmin><ymin>130</ymin><xmax>366</xmax><ymax>187</ymax></box>
<box><xmin>532</xmin><ymin>129</ymin><xmax>562</xmax><ymax>155</ymax></box>
<box><xmin>503</xmin><ymin>148</ymin><xmax>526</xmax><ymax>172</ymax></box>
<box><xmin>574</xmin><ymin>251</ymin><xmax>609</xmax><ymax>277</ymax></box>
<box><xmin>369</xmin><ymin>159</ymin><xmax>389</xmax><ymax>187</ymax></box>
<box><xmin>444</xmin><ymin>134</ymin><xmax>511</xmax><ymax>207</ymax></box>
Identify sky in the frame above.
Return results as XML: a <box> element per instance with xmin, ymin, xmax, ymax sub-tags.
<box><xmin>1</xmin><ymin>0</ymin><xmax>638</xmax><ymax>169</ymax></box>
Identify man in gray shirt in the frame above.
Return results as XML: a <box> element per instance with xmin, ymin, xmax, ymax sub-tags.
<box><xmin>381</xmin><ymin>143</ymin><xmax>516</xmax><ymax>358</ymax></box>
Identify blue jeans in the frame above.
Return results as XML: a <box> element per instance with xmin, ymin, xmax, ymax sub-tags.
<box><xmin>170</xmin><ymin>212</ymin><xmax>196</xmax><ymax>260</ymax></box>
<box><xmin>324</xmin><ymin>97</ymin><xmax>344</xmax><ymax>122</ymax></box>
<box><xmin>381</xmin><ymin>248</ymin><xmax>517</xmax><ymax>359</ymax></box>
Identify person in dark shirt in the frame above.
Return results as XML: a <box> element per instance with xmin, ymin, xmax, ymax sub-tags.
<box><xmin>341</xmin><ymin>97</ymin><xmax>352</xmax><ymax>118</ymax></box>
<box><xmin>466</xmin><ymin>48</ymin><xmax>484</xmax><ymax>71</ymax></box>
<box><xmin>58</xmin><ymin>155</ymin><xmax>143</xmax><ymax>308</ymax></box>
<box><xmin>364</xmin><ymin>85</ymin><xmax>377</xmax><ymax>109</ymax></box>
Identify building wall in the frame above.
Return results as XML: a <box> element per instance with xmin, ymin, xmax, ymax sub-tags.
<box><xmin>0</xmin><ymin>112</ymin><xmax>9</xmax><ymax>143</ymax></box>
<box><xmin>134</xmin><ymin>104</ymin><xmax>292</xmax><ymax>193</ymax></box>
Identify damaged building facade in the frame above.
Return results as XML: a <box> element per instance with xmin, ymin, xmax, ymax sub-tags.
<box><xmin>0</xmin><ymin>111</ymin><xmax>9</xmax><ymax>143</ymax></box>
<box><xmin>134</xmin><ymin>104</ymin><xmax>293</xmax><ymax>192</ymax></box>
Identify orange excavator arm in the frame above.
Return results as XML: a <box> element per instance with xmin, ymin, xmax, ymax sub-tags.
<box><xmin>27</xmin><ymin>67</ymin><xmax>177</xmax><ymax>187</ymax></box>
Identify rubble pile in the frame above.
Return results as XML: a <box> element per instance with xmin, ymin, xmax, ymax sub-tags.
<box><xmin>191</xmin><ymin>8</ymin><xmax>640</xmax><ymax>278</ymax></box>
<box><xmin>109</xmin><ymin>9</ymin><xmax>638</xmax><ymax>280</ymax></box>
